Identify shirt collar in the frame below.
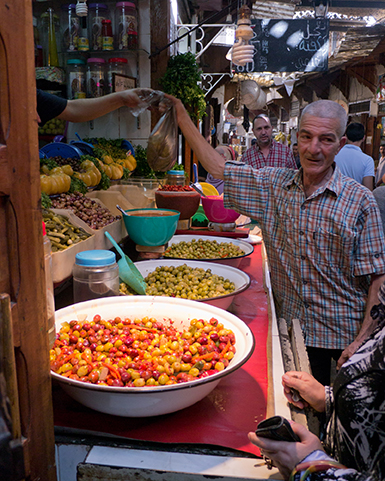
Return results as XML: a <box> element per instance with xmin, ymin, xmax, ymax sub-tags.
<box><xmin>283</xmin><ymin>163</ymin><xmax>343</xmax><ymax>197</ymax></box>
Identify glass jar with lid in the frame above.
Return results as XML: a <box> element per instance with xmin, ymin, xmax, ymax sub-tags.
<box><xmin>167</xmin><ymin>170</ymin><xmax>186</xmax><ymax>186</ymax></box>
<box><xmin>88</xmin><ymin>3</ymin><xmax>109</xmax><ymax>51</ymax></box>
<box><xmin>107</xmin><ymin>57</ymin><xmax>128</xmax><ymax>94</ymax></box>
<box><xmin>73</xmin><ymin>250</ymin><xmax>119</xmax><ymax>303</ymax></box>
<box><xmin>61</xmin><ymin>3</ymin><xmax>79</xmax><ymax>52</ymax></box>
<box><xmin>115</xmin><ymin>2</ymin><xmax>138</xmax><ymax>50</ymax></box>
<box><xmin>86</xmin><ymin>58</ymin><xmax>105</xmax><ymax>97</ymax></box>
<box><xmin>67</xmin><ymin>58</ymin><xmax>86</xmax><ymax>99</ymax></box>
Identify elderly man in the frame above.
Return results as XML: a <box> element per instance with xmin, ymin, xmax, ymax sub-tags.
<box><xmin>241</xmin><ymin>114</ymin><xmax>297</xmax><ymax>169</ymax></box>
<box><xmin>168</xmin><ymin>96</ymin><xmax>385</xmax><ymax>385</ymax></box>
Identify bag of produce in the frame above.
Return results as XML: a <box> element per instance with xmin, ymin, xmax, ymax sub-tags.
<box><xmin>146</xmin><ymin>98</ymin><xmax>177</xmax><ymax>172</ymax></box>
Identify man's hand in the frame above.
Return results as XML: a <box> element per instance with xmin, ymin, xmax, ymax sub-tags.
<box><xmin>248</xmin><ymin>422</ymin><xmax>323</xmax><ymax>479</ymax></box>
<box><xmin>337</xmin><ymin>340</ymin><xmax>360</xmax><ymax>370</ymax></box>
<box><xmin>282</xmin><ymin>371</ymin><xmax>326</xmax><ymax>412</ymax></box>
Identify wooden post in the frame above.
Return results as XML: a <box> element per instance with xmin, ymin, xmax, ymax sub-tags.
<box><xmin>0</xmin><ymin>1</ymin><xmax>57</xmax><ymax>479</ymax></box>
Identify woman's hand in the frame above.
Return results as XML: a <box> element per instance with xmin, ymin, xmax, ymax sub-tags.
<box><xmin>248</xmin><ymin>422</ymin><xmax>324</xmax><ymax>479</ymax></box>
<box><xmin>282</xmin><ymin>371</ymin><xmax>326</xmax><ymax>412</ymax></box>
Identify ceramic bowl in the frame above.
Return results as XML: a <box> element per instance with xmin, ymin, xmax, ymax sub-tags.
<box><xmin>201</xmin><ymin>196</ymin><xmax>240</xmax><ymax>224</ymax></box>
<box><xmin>122</xmin><ymin>208</ymin><xmax>179</xmax><ymax>246</ymax></box>
<box><xmin>155</xmin><ymin>190</ymin><xmax>201</xmax><ymax>220</ymax></box>
<box><xmin>133</xmin><ymin>258</ymin><xmax>250</xmax><ymax>310</ymax></box>
<box><xmin>52</xmin><ymin>296</ymin><xmax>255</xmax><ymax>417</ymax></box>
<box><xmin>165</xmin><ymin>235</ymin><xmax>254</xmax><ymax>268</ymax></box>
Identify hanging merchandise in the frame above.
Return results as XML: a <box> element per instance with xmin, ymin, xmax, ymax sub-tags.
<box><xmin>107</xmin><ymin>57</ymin><xmax>129</xmax><ymax>93</ymax></box>
<box><xmin>86</xmin><ymin>57</ymin><xmax>105</xmax><ymax>97</ymax></box>
<box><xmin>115</xmin><ymin>2</ymin><xmax>138</xmax><ymax>50</ymax></box>
<box><xmin>67</xmin><ymin>58</ymin><xmax>86</xmax><ymax>99</ymax></box>
<box><xmin>231</xmin><ymin>5</ymin><xmax>254</xmax><ymax>67</ymax></box>
<box><xmin>89</xmin><ymin>3</ymin><xmax>109</xmax><ymax>51</ymax></box>
<box><xmin>102</xmin><ymin>19</ymin><xmax>114</xmax><ymax>50</ymax></box>
<box><xmin>61</xmin><ymin>3</ymin><xmax>79</xmax><ymax>52</ymax></box>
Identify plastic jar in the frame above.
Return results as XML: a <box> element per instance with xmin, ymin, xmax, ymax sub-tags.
<box><xmin>42</xmin><ymin>222</ymin><xmax>56</xmax><ymax>348</ymax></box>
<box><xmin>86</xmin><ymin>57</ymin><xmax>105</xmax><ymax>97</ymax></box>
<box><xmin>167</xmin><ymin>170</ymin><xmax>186</xmax><ymax>186</ymax></box>
<box><xmin>107</xmin><ymin>57</ymin><xmax>128</xmax><ymax>93</ymax></box>
<box><xmin>102</xmin><ymin>19</ymin><xmax>114</xmax><ymax>50</ymax></box>
<box><xmin>88</xmin><ymin>3</ymin><xmax>109</xmax><ymax>51</ymax></box>
<box><xmin>115</xmin><ymin>2</ymin><xmax>138</xmax><ymax>50</ymax></box>
<box><xmin>67</xmin><ymin>58</ymin><xmax>86</xmax><ymax>99</ymax></box>
<box><xmin>73</xmin><ymin>250</ymin><xmax>119</xmax><ymax>303</ymax></box>
<box><xmin>61</xmin><ymin>3</ymin><xmax>79</xmax><ymax>52</ymax></box>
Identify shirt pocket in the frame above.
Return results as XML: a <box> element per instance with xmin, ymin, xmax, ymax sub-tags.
<box><xmin>312</xmin><ymin>228</ymin><xmax>357</xmax><ymax>274</ymax></box>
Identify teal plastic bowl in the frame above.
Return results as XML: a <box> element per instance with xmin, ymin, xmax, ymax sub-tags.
<box><xmin>123</xmin><ymin>208</ymin><xmax>180</xmax><ymax>246</ymax></box>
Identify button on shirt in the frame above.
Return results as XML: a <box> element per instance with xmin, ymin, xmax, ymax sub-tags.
<box><xmin>223</xmin><ymin>163</ymin><xmax>385</xmax><ymax>350</ymax></box>
<box><xmin>241</xmin><ymin>139</ymin><xmax>297</xmax><ymax>170</ymax></box>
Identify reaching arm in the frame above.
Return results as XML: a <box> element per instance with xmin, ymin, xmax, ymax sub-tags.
<box><xmin>165</xmin><ymin>94</ymin><xmax>226</xmax><ymax>180</ymax></box>
<box><xmin>57</xmin><ymin>89</ymin><xmax>153</xmax><ymax>123</ymax></box>
<box><xmin>337</xmin><ymin>272</ymin><xmax>385</xmax><ymax>368</ymax></box>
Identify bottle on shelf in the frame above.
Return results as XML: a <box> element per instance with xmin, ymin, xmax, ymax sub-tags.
<box><xmin>102</xmin><ymin>19</ymin><xmax>114</xmax><ymax>50</ymax></box>
<box><xmin>61</xmin><ymin>3</ymin><xmax>79</xmax><ymax>52</ymax></box>
<box><xmin>67</xmin><ymin>58</ymin><xmax>86</xmax><ymax>99</ymax></box>
<box><xmin>116</xmin><ymin>1</ymin><xmax>138</xmax><ymax>50</ymax></box>
<box><xmin>106</xmin><ymin>57</ymin><xmax>129</xmax><ymax>94</ymax></box>
<box><xmin>86</xmin><ymin>57</ymin><xmax>106</xmax><ymax>97</ymax></box>
<box><xmin>89</xmin><ymin>3</ymin><xmax>109</xmax><ymax>51</ymax></box>
<box><xmin>78</xmin><ymin>16</ymin><xmax>90</xmax><ymax>51</ymax></box>
<box><xmin>48</xmin><ymin>7</ymin><xmax>60</xmax><ymax>66</ymax></box>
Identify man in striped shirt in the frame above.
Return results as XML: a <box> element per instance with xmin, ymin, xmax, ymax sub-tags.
<box><xmin>241</xmin><ymin>114</ymin><xmax>297</xmax><ymax>170</ymax></box>
<box><xmin>168</xmin><ymin>96</ymin><xmax>385</xmax><ymax>385</ymax></box>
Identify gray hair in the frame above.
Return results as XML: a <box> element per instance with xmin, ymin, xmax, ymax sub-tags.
<box><xmin>300</xmin><ymin>100</ymin><xmax>347</xmax><ymax>138</ymax></box>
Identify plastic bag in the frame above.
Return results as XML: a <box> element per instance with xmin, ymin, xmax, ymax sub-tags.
<box><xmin>147</xmin><ymin>97</ymin><xmax>178</xmax><ymax>172</ymax></box>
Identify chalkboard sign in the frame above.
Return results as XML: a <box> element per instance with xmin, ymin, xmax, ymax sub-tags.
<box><xmin>239</xmin><ymin>19</ymin><xmax>329</xmax><ymax>73</ymax></box>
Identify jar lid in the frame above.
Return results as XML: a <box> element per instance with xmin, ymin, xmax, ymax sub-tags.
<box><xmin>61</xmin><ymin>4</ymin><xmax>77</xmax><ymax>10</ymax></box>
<box><xmin>88</xmin><ymin>3</ymin><xmax>108</xmax><ymax>9</ymax></box>
<box><xmin>67</xmin><ymin>58</ymin><xmax>86</xmax><ymax>65</ymax></box>
<box><xmin>87</xmin><ymin>57</ymin><xmax>105</xmax><ymax>63</ymax></box>
<box><xmin>167</xmin><ymin>170</ymin><xmax>185</xmax><ymax>175</ymax></box>
<box><xmin>108</xmin><ymin>57</ymin><xmax>128</xmax><ymax>63</ymax></box>
<box><xmin>75</xmin><ymin>250</ymin><xmax>116</xmax><ymax>267</ymax></box>
<box><xmin>102</xmin><ymin>19</ymin><xmax>112</xmax><ymax>24</ymax></box>
<box><xmin>116</xmin><ymin>2</ymin><xmax>136</xmax><ymax>8</ymax></box>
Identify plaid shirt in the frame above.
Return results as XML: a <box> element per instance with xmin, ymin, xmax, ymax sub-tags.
<box><xmin>224</xmin><ymin>163</ymin><xmax>385</xmax><ymax>349</ymax></box>
<box><xmin>241</xmin><ymin>139</ymin><xmax>297</xmax><ymax>170</ymax></box>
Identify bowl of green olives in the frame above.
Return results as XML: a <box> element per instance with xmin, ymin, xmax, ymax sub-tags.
<box><xmin>163</xmin><ymin>235</ymin><xmax>254</xmax><ymax>268</ymax></box>
<box><xmin>130</xmin><ymin>259</ymin><xmax>250</xmax><ymax>310</ymax></box>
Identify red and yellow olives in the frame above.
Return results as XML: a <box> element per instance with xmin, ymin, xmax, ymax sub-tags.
<box><xmin>50</xmin><ymin>314</ymin><xmax>236</xmax><ymax>387</ymax></box>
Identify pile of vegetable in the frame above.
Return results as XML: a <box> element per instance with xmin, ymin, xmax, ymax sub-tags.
<box><xmin>42</xmin><ymin>209</ymin><xmax>91</xmax><ymax>252</ymax></box>
<box><xmin>40</xmin><ymin>138</ymin><xmax>138</xmax><ymax>196</ymax></box>
<box><xmin>164</xmin><ymin>239</ymin><xmax>245</xmax><ymax>259</ymax></box>
<box><xmin>50</xmin><ymin>314</ymin><xmax>236</xmax><ymax>386</ymax></box>
<box><xmin>50</xmin><ymin>192</ymin><xmax>120</xmax><ymax>230</ymax></box>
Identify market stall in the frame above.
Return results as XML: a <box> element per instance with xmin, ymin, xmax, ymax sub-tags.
<box><xmin>52</xmin><ymin>242</ymin><xmax>289</xmax><ymax>480</ymax></box>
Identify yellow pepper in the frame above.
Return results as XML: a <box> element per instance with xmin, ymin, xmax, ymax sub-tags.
<box><xmin>40</xmin><ymin>173</ymin><xmax>71</xmax><ymax>195</ymax></box>
<box><xmin>73</xmin><ymin>160</ymin><xmax>101</xmax><ymax>187</ymax></box>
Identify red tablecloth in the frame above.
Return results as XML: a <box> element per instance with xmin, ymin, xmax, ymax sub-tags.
<box><xmin>53</xmin><ymin>244</ymin><xmax>268</xmax><ymax>457</ymax></box>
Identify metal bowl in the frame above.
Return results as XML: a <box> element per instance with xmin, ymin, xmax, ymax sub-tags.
<box><xmin>133</xmin><ymin>258</ymin><xmax>250</xmax><ymax>310</ymax></box>
<box><xmin>164</xmin><ymin>235</ymin><xmax>254</xmax><ymax>268</ymax></box>
<box><xmin>52</xmin><ymin>296</ymin><xmax>254</xmax><ymax>417</ymax></box>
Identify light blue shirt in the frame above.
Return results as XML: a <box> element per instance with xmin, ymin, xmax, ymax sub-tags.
<box><xmin>335</xmin><ymin>144</ymin><xmax>374</xmax><ymax>185</ymax></box>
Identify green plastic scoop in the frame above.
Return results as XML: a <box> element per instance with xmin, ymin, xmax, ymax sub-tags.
<box><xmin>104</xmin><ymin>232</ymin><xmax>147</xmax><ymax>295</ymax></box>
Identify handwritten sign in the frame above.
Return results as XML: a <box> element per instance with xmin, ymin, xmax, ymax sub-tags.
<box><xmin>237</xmin><ymin>19</ymin><xmax>329</xmax><ymax>73</ymax></box>
<box><xmin>113</xmin><ymin>73</ymin><xmax>136</xmax><ymax>92</ymax></box>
